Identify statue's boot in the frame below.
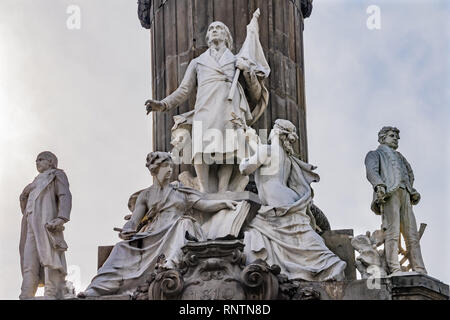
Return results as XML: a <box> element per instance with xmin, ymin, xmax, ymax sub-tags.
<box><xmin>384</xmin><ymin>238</ymin><xmax>402</xmax><ymax>274</ymax></box>
<box><xmin>407</xmin><ymin>242</ymin><xmax>427</xmax><ymax>274</ymax></box>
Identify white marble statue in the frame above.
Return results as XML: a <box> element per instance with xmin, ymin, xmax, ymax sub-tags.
<box><xmin>78</xmin><ymin>152</ymin><xmax>237</xmax><ymax>297</ymax></box>
<box><xmin>145</xmin><ymin>10</ymin><xmax>269</xmax><ymax>194</ymax></box>
<box><xmin>19</xmin><ymin>151</ymin><xmax>72</xmax><ymax>299</ymax></box>
<box><xmin>239</xmin><ymin>120</ymin><xmax>347</xmax><ymax>281</ymax></box>
<box><xmin>365</xmin><ymin>126</ymin><xmax>427</xmax><ymax>276</ymax></box>
<box><xmin>351</xmin><ymin>231</ymin><xmax>388</xmax><ymax>279</ymax></box>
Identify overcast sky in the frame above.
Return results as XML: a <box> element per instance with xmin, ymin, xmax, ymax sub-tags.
<box><xmin>0</xmin><ymin>0</ymin><xmax>448</xmax><ymax>299</ymax></box>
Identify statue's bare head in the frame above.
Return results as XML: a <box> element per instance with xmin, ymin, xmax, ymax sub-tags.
<box><xmin>36</xmin><ymin>151</ymin><xmax>58</xmax><ymax>173</ymax></box>
<box><xmin>146</xmin><ymin>152</ymin><xmax>173</xmax><ymax>183</ymax></box>
<box><xmin>378</xmin><ymin>126</ymin><xmax>400</xmax><ymax>150</ymax></box>
<box><xmin>206</xmin><ymin>21</ymin><xmax>233</xmax><ymax>50</ymax></box>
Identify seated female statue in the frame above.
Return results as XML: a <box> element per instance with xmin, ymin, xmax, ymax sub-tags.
<box><xmin>79</xmin><ymin>152</ymin><xmax>237</xmax><ymax>297</ymax></box>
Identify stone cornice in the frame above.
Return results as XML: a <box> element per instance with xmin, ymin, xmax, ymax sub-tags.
<box><xmin>137</xmin><ymin>0</ymin><xmax>313</xmax><ymax>30</ymax></box>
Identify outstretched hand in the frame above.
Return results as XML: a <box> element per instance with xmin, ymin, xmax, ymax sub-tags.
<box><xmin>145</xmin><ymin>99</ymin><xmax>166</xmax><ymax>114</ymax></box>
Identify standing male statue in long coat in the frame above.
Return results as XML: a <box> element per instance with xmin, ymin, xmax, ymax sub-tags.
<box><xmin>19</xmin><ymin>151</ymin><xmax>72</xmax><ymax>299</ymax></box>
<box><xmin>146</xmin><ymin>10</ymin><xmax>269</xmax><ymax>193</ymax></box>
<box><xmin>365</xmin><ymin>127</ymin><xmax>427</xmax><ymax>275</ymax></box>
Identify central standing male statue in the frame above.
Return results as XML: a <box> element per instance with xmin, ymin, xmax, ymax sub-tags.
<box><xmin>365</xmin><ymin>126</ymin><xmax>427</xmax><ymax>275</ymax></box>
<box><xmin>145</xmin><ymin>10</ymin><xmax>269</xmax><ymax>193</ymax></box>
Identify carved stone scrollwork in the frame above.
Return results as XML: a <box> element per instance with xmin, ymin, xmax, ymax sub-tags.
<box><xmin>148</xmin><ymin>269</ymin><xmax>184</xmax><ymax>300</ymax></box>
<box><xmin>241</xmin><ymin>260</ymin><xmax>280</xmax><ymax>300</ymax></box>
<box><xmin>132</xmin><ymin>239</ymin><xmax>321</xmax><ymax>300</ymax></box>
<box><xmin>179</xmin><ymin>240</ymin><xmax>247</xmax><ymax>300</ymax></box>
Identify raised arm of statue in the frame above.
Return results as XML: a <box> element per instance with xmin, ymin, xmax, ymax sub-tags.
<box><xmin>239</xmin><ymin>144</ymin><xmax>270</xmax><ymax>176</ymax></box>
<box><xmin>163</xmin><ymin>61</ymin><xmax>197</xmax><ymax>108</ymax></box>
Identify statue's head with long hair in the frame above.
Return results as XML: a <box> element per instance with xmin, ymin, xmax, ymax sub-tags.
<box><xmin>269</xmin><ymin>119</ymin><xmax>299</xmax><ymax>157</ymax></box>
<box><xmin>205</xmin><ymin>21</ymin><xmax>233</xmax><ymax>50</ymax></box>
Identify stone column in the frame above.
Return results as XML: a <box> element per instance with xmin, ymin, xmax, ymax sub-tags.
<box><xmin>138</xmin><ymin>0</ymin><xmax>313</xmax><ymax>171</ymax></box>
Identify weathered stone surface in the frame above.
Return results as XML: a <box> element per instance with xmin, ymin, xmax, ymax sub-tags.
<box><xmin>321</xmin><ymin>229</ymin><xmax>357</xmax><ymax>281</ymax></box>
<box><xmin>97</xmin><ymin>246</ymin><xmax>114</xmax><ymax>270</ymax></box>
<box><xmin>390</xmin><ymin>274</ymin><xmax>449</xmax><ymax>300</ymax></box>
<box><xmin>134</xmin><ymin>240</ymin><xmax>282</xmax><ymax>300</ymax></box>
<box><xmin>297</xmin><ymin>274</ymin><xmax>449</xmax><ymax>300</ymax></box>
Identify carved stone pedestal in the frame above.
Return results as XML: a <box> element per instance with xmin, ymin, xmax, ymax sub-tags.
<box><xmin>134</xmin><ymin>240</ymin><xmax>282</xmax><ymax>300</ymax></box>
<box><xmin>91</xmin><ymin>240</ymin><xmax>448</xmax><ymax>300</ymax></box>
<box><xmin>297</xmin><ymin>274</ymin><xmax>449</xmax><ymax>300</ymax></box>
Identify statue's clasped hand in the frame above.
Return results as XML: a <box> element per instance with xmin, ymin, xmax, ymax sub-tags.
<box><xmin>145</xmin><ymin>99</ymin><xmax>166</xmax><ymax>115</ymax></box>
<box><xmin>236</xmin><ymin>57</ymin><xmax>252</xmax><ymax>73</ymax></box>
<box><xmin>46</xmin><ymin>218</ymin><xmax>66</xmax><ymax>232</ymax></box>
<box><xmin>375</xmin><ymin>185</ymin><xmax>388</xmax><ymax>204</ymax></box>
<box><xmin>224</xmin><ymin>200</ymin><xmax>238</xmax><ymax>211</ymax></box>
<box><xmin>119</xmin><ymin>229</ymin><xmax>137</xmax><ymax>240</ymax></box>
<box><xmin>410</xmin><ymin>191</ymin><xmax>421</xmax><ymax>205</ymax></box>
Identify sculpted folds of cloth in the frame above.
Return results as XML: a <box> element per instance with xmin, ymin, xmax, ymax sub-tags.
<box><xmin>239</xmin><ymin>120</ymin><xmax>347</xmax><ymax>281</ymax></box>
<box><xmin>78</xmin><ymin>152</ymin><xmax>238</xmax><ymax>297</ymax></box>
<box><xmin>146</xmin><ymin>10</ymin><xmax>269</xmax><ymax>194</ymax></box>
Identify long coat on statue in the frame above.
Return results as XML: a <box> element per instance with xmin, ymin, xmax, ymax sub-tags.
<box><xmin>163</xmin><ymin>48</ymin><xmax>269</xmax><ymax>160</ymax></box>
<box><xmin>19</xmin><ymin>169</ymin><xmax>72</xmax><ymax>284</ymax></box>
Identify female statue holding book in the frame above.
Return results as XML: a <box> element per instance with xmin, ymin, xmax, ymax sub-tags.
<box><xmin>78</xmin><ymin>152</ymin><xmax>237</xmax><ymax>297</ymax></box>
